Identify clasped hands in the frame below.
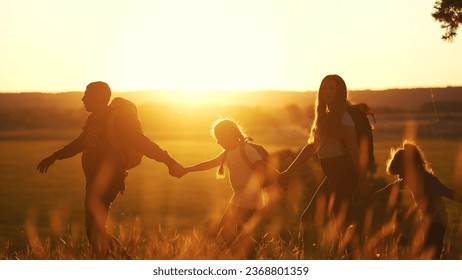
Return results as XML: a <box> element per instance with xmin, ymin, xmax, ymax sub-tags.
<box><xmin>168</xmin><ymin>161</ymin><xmax>187</xmax><ymax>178</ymax></box>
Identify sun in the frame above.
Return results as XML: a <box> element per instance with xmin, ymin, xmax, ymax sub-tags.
<box><xmin>110</xmin><ymin>0</ymin><xmax>290</xmax><ymax>103</ymax></box>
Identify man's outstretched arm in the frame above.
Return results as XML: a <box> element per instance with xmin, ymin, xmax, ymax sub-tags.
<box><xmin>37</xmin><ymin>136</ymin><xmax>84</xmax><ymax>173</ymax></box>
<box><xmin>115</xmin><ymin>118</ymin><xmax>185</xmax><ymax>177</ymax></box>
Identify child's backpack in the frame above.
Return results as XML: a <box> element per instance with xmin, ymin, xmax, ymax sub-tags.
<box><xmin>346</xmin><ymin>103</ymin><xmax>376</xmax><ymax>173</ymax></box>
<box><xmin>105</xmin><ymin>97</ymin><xmax>144</xmax><ymax>170</ymax></box>
<box><xmin>240</xmin><ymin>142</ymin><xmax>279</xmax><ymax>187</ymax></box>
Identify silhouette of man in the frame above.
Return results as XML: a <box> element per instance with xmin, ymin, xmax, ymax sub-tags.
<box><xmin>37</xmin><ymin>81</ymin><xmax>185</xmax><ymax>259</ymax></box>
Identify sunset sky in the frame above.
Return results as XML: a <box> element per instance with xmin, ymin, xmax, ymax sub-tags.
<box><xmin>1</xmin><ymin>0</ymin><xmax>461</xmax><ymax>96</ymax></box>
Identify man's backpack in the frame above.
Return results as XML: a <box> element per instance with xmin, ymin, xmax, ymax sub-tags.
<box><xmin>239</xmin><ymin>142</ymin><xmax>279</xmax><ymax>187</ymax></box>
<box><xmin>106</xmin><ymin>97</ymin><xmax>143</xmax><ymax>170</ymax></box>
<box><xmin>346</xmin><ymin>103</ymin><xmax>376</xmax><ymax>173</ymax></box>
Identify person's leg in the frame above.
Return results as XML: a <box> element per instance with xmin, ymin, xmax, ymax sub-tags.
<box><xmin>320</xmin><ymin>155</ymin><xmax>358</xmax><ymax>227</ymax></box>
<box><xmin>228</xmin><ymin>207</ymin><xmax>257</xmax><ymax>259</ymax></box>
<box><xmin>300</xmin><ymin>177</ymin><xmax>337</xmax><ymax>258</ymax></box>
<box><xmin>216</xmin><ymin>204</ymin><xmax>239</xmax><ymax>246</ymax></box>
<box><xmin>216</xmin><ymin>204</ymin><xmax>258</xmax><ymax>258</ymax></box>
<box><xmin>84</xmin><ymin>184</ymin><xmax>119</xmax><ymax>257</ymax></box>
<box><xmin>84</xmin><ymin>169</ymin><xmax>129</xmax><ymax>259</ymax></box>
<box><xmin>424</xmin><ymin>222</ymin><xmax>445</xmax><ymax>259</ymax></box>
<box><xmin>317</xmin><ymin>155</ymin><xmax>358</xmax><ymax>258</ymax></box>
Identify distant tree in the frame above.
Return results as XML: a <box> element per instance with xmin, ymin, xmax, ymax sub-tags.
<box><xmin>432</xmin><ymin>0</ymin><xmax>462</xmax><ymax>41</ymax></box>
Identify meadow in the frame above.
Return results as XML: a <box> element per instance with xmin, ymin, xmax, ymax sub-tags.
<box><xmin>0</xmin><ymin>99</ymin><xmax>461</xmax><ymax>259</ymax></box>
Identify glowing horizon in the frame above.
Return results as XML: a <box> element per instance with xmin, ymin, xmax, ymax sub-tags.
<box><xmin>1</xmin><ymin>0</ymin><xmax>461</xmax><ymax>97</ymax></box>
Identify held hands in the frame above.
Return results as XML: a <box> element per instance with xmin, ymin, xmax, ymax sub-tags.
<box><xmin>168</xmin><ymin>161</ymin><xmax>187</xmax><ymax>178</ymax></box>
<box><xmin>36</xmin><ymin>154</ymin><xmax>57</xmax><ymax>173</ymax></box>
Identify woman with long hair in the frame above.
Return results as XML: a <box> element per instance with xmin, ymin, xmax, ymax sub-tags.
<box><xmin>280</xmin><ymin>74</ymin><xmax>371</xmax><ymax>255</ymax></box>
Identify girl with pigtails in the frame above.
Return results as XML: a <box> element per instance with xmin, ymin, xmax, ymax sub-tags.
<box><xmin>184</xmin><ymin>118</ymin><xmax>277</xmax><ymax>258</ymax></box>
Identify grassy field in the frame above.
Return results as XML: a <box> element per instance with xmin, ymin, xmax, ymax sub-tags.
<box><xmin>0</xmin><ymin>111</ymin><xmax>461</xmax><ymax>259</ymax></box>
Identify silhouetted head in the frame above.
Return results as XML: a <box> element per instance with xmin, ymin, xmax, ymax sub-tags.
<box><xmin>212</xmin><ymin>118</ymin><xmax>252</xmax><ymax>179</ymax></box>
<box><xmin>82</xmin><ymin>81</ymin><xmax>111</xmax><ymax>113</ymax></box>
<box><xmin>212</xmin><ymin>118</ymin><xmax>247</xmax><ymax>150</ymax></box>
<box><xmin>386</xmin><ymin>140</ymin><xmax>433</xmax><ymax>179</ymax></box>
<box><xmin>318</xmin><ymin>74</ymin><xmax>347</xmax><ymax>108</ymax></box>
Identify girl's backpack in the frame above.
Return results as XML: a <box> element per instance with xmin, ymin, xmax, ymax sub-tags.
<box><xmin>240</xmin><ymin>142</ymin><xmax>279</xmax><ymax>187</ymax></box>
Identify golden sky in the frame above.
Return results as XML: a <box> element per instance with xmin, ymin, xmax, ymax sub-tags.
<box><xmin>1</xmin><ymin>0</ymin><xmax>461</xmax><ymax>96</ymax></box>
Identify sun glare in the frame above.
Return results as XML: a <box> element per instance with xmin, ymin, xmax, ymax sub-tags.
<box><xmin>110</xmin><ymin>0</ymin><xmax>290</xmax><ymax>102</ymax></box>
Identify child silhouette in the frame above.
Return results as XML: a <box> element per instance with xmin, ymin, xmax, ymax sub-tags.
<box><xmin>184</xmin><ymin>118</ymin><xmax>278</xmax><ymax>258</ymax></box>
<box><xmin>377</xmin><ymin>140</ymin><xmax>462</xmax><ymax>259</ymax></box>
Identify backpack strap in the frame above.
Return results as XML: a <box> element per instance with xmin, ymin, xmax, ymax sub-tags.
<box><xmin>353</xmin><ymin>103</ymin><xmax>376</xmax><ymax>125</ymax></box>
<box><xmin>345</xmin><ymin>103</ymin><xmax>377</xmax><ymax>172</ymax></box>
<box><xmin>239</xmin><ymin>142</ymin><xmax>254</xmax><ymax>169</ymax></box>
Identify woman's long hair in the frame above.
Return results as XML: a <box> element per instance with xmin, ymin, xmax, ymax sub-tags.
<box><xmin>309</xmin><ymin>74</ymin><xmax>348</xmax><ymax>143</ymax></box>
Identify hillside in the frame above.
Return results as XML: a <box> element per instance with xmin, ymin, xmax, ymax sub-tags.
<box><xmin>350</xmin><ymin>87</ymin><xmax>462</xmax><ymax>110</ymax></box>
<box><xmin>1</xmin><ymin>87</ymin><xmax>461</xmax><ymax>110</ymax></box>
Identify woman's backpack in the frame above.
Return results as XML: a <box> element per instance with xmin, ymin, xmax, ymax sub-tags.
<box><xmin>346</xmin><ymin>103</ymin><xmax>377</xmax><ymax>173</ymax></box>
